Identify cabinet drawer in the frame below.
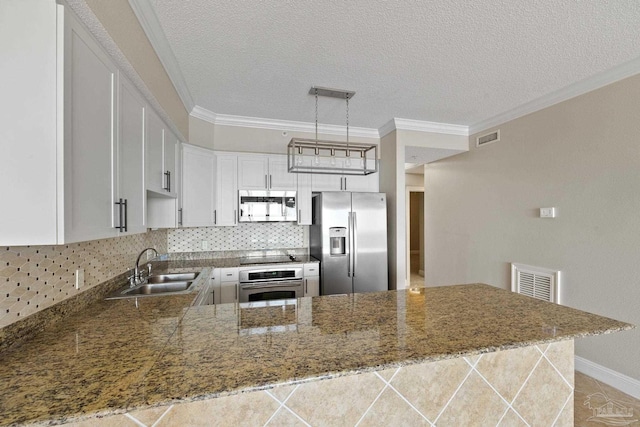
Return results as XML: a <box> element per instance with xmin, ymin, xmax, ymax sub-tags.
<box><xmin>219</xmin><ymin>268</ymin><xmax>239</xmax><ymax>282</ymax></box>
<box><xmin>303</xmin><ymin>263</ymin><xmax>319</xmax><ymax>276</ymax></box>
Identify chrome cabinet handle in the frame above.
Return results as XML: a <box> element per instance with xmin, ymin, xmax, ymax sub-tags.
<box><xmin>123</xmin><ymin>198</ymin><xmax>128</xmax><ymax>232</ymax></box>
<box><xmin>114</xmin><ymin>198</ymin><xmax>127</xmax><ymax>232</ymax></box>
<box><xmin>265</xmin><ymin>174</ymin><xmax>268</xmax><ymax>189</ymax></box>
<box><xmin>269</xmin><ymin>174</ymin><xmax>272</xmax><ymax>189</ymax></box>
<box><xmin>178</xmin><ymin>208</ymin><xmax>183</xmax><ymax>226</ymax></box>
<box><xmin>344</xmin><ymin>177</ymin><xmax>347</xmax><ymax>191</ymax></box>
<box><xmin>214</xmin><ymin>210</ymin><xmax>217</xmax><ymax>225</ymax></box>
<box><xmin>305</xmin><ymin>279</ymin><xmax>308</xmax><ymax>294</ymax></box>
<box><xmin>163</xmin><ymin>170</ymin><xmax>171</xmax><ymax>192</ymax></box>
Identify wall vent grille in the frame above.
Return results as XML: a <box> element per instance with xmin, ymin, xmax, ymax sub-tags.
<box><xmin>511</xmin><ymin>263</ymin><xmax>560</xmax><ymax>304</ymax></box>
<box><xmin>476</xmin><ymin>130</ymin><xmax>500</xmax><ymax>147</ymax></box>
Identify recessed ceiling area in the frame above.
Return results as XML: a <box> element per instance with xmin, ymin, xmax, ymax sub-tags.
<box><xmin>142</xmin><ymin>0</ymin><xmax>640</xmax><ymax>131</ymax></box>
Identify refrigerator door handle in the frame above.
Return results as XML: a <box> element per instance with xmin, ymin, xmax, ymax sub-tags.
<box><xmin>352</xmin><ymin>212</ymin><xmax>357</xmax><ymax>277</ymax></box>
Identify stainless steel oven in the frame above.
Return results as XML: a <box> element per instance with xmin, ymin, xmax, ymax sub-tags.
<box><xmin>239</xmin><ymin>266</ymin><xmax>304</xmax><ymax>303</ymax></box>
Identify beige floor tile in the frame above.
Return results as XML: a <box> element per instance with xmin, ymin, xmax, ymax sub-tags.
<box><xmin>390</xmin><ymin>357</ymin><xmax>471</xmax><ymax>421</ymax></box>
<box><xmin>358</xmin><ymin>387</ymin><xmax>430</xmax><ymax>427</ymax></box>
<box><xmin>436</xmin><ymin>371</ymin><xmax>507</xmax><ymax>427</ymax></box>
<box><xmin>285</xmin><ymin>372</ymin><xmax>385</xmax><ymax>427</ymax></box>
<box><xmin>574</xmin><ymin>371</ymin><xmax>640</xmax><ymax>427</ymax></box>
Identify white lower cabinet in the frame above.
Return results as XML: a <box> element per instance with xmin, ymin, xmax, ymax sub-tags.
<box><xmin>219</xmin><ymin>267</ymin><xmax>239</xmax><ymax>303</ymax></box>
<box><xmin>304</xmin><ymin>263</ymin><xmax>320</xmax><ymax>297</ymax></box>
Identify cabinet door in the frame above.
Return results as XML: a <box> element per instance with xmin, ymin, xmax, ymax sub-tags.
<box><xmin>215</xmin><ymin>153</ymin><xmax>238</xmax><ymax>226</ymax></box>
<box><xmin>305</xmin><ymin>276</ymin><xmax>320</xmax><ymax>297</ymax></box>
<box><xmin>163</xmin><ymin>130</ymin><xmax>178</xmax><ymax>195</ymax></box>
<box><xmin>268</xmin><ymin>155</ymin><xmax>297</xmax><ymax>190</ymax></box>
<box><xmin>220</xmin><ymin>281</ymin><xmax>239</xmax><ymax>303</ymax></box>
<box><xmin>297</xmin><ymin>173</ymin><xmax>312</xmax><ymax>225</ymax></box>
<box><xmin>345</xmin><ymin>172</ymin><xmax>379</xmax><ymax>192</ymax></box>
<box><xmin>237</xmin><ymin>154</ymin><xmax>268</xmax><ymax>190</ymax></box>
<box><xmin>116</xmin><ymin>77</ymin><xmax>146</xmax><ymax>234</ymax></box>
<box><xmin>146</xmin><ymin>109</ymin><xmax>165</xmax><ymax>193</ymax></box>
<box><xmin>182</xmin><ymin>144</ymin><xmax>215</xmax><ymax>227</ymax></box>
<box><xmin>64</xmin><ymin>15</ymin><xmax>118</xmax><ymax>242</ymax></box>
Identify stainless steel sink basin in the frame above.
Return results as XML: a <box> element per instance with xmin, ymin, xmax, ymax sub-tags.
<box><xmin>106</xmin><ymin>272</ymin><xmax>200</xmax><ymax>299</ymax></box>
<box><xmin>123</xmin><ymin>281</ymin><xmax>193</xmax><ymax>295</ymax></box>
<box><xmin>146</xmin><ymin>272</ymin><xmax>198</xmax><ymax>283</ymax></box>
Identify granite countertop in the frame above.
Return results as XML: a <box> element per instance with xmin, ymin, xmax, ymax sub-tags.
<box><xmin>0</xmin><ymin>283</ymin><xmax>633</xmax><ymax>426</ymax></box>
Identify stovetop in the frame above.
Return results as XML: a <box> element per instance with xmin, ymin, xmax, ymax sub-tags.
<box><xmin>239</xmin><ymin>255</ymin><xmax>300</xmax><ymax>266</ymax></box>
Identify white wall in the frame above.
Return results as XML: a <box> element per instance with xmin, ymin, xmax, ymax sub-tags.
<box><xmin>424</xmin><ymin>73</ymin><xmax>640</xmax><ymax>380</ymax></box>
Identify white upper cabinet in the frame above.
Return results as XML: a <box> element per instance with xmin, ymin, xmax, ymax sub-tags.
<box><xmin>146</xmin><ymin>106</ymin><xmax>179</xmax><ymax>197</ymax></box>
<box><xmin>311</xmin><ymin>157</ymin><xmax>379</xmax><ymax>192</ymax></box>
<box><xmin>237</xmin><ymin>154</ymin><xmax>297</xmax><ymax>191</ymax></box>
<box><xmin>237</xmin><ymin>155</ymin><xmax>269</xmax><ymax>190</ymax></box>
<box><xmin>164</xmin><ymin>129</ymin><xmax>178</xmax><ymax>196</ymax></box>
<box><xmin>0</xmin><ymin>1</ymin><xmax>125</xmax><ymax>245</ymax></box>
<box><xmin>115</xmin><ymin>76</ymin><xmax>147</xmax><ymax>234</ymax></box>
<box><xmin>214</xmin><ymin>153</ymin><xmax>239</xmax><ymax>226</ymax></box>
<box><xmin>63</xmin><ymin>11</ymin><xmax>118</xmax><ymax>243</ymax></box>
<box><xmin>0</xmin><ymin>1</ymin><xmax>179</xmax><ymax>245</ymax></box>
<box><xmin>181</xmin><ymin>144</ymin><xmax>216</xmax><ymax>227</ymax></box>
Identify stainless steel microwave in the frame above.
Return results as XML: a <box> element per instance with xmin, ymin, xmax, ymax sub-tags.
<box><xmin>238</xmin><ymin>190</ymin><xmax>297</xmax><ymax>222</ymax></box>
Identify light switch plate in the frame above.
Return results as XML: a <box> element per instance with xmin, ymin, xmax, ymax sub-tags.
<box><xmin>202</xmin><ymin>240</ymin><xmax>209</xmax><ymax>250</ymax></box>
<box><xmin>540</xmin><ymin>207</ymin><xmax>556</xmax><ymax>218</ymax></box>
<box><xmin>75</xmin><ymin>268</ymin><xmax>84</xmax><ymax>289</ymax></box>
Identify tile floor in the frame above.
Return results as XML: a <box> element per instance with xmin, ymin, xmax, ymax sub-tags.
<box><xmin>574</xmin><ymin>371</ymin><xmax>640</xmax><ymax>426</ymax></box>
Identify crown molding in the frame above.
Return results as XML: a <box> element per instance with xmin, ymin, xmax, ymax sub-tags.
<box><xmin>469</xmin><ymin>57</ymin><xmax>640</xmax><ymax>135</ymax></box>
<box><xmin>379</xmin><ymin>118</ymin><xmax>469</xmax><ymax>138</ymax></box>
<box><xmin>128</xmin><ymin>0</ymin><xmax>194</xmax><ymax>112</ymax></box>
<box><xmin>190</xmin><ymin>106</ymin><xmax>380</xmax><ymax>139</ymax></box>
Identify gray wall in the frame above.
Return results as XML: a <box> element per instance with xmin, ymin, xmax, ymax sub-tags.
<box><xmin>424</xmin><ymin>73</ymin><xmax>640</xmax><ymax>380</ymax></box>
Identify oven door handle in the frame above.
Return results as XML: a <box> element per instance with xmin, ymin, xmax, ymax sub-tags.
<box><xmin>240</xmin><ymin>281</ymin><xmax>303</xmax><ymax>290</ymax></box>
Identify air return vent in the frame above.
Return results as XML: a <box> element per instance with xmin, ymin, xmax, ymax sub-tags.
<box><xmin>511</xmin><ymin>263</ymin><xmax>561</xmax><ymax>303</ymax></box>
<box><xmin>476</xmin><ymin>130</ymin><xmax>500</xmax><ymax>147</ymax></box>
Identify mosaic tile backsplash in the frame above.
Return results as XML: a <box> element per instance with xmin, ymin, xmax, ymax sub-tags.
<box><xmin>0</xmin><ymin>230</ymin><xmax>167</xmax><ymax>328</ymax></box>
<box><xmin>167</xmin><ymin>223</ymin><xmax>308</xmax><ymax>253</ymax></box>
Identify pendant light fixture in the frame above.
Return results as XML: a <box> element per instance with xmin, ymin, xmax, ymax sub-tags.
<box><xmin>287</xmin><ymin>86</ymin><xmax>378</xmax><ymax>175</ymax></box>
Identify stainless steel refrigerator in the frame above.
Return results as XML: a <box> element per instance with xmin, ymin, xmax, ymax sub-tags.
<box><xmin>310</xmin><ymin>192</ymin><xmax>388</xmax><ymax>295</ymax></box>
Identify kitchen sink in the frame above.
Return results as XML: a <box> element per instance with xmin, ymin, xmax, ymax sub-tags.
<box><xmin>123</xmin><ymin>281</ymin><xmax>193</xmax><ymax>295</ymax></box>
<box><xmin>147</xmin><ymin>272</ymin><xmax>198</xmax><ymax>283</ymax></box>
<box><xmin>106</xmin><ymin>272</ymin><xmax>199</xmax><ymax>300</ymax></box>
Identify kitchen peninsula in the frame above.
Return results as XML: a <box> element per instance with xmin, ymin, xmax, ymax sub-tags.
<box><xmin>0</xmin><ymin>280</ymin><xmax>632</xmax><ymax>426</ymax></box>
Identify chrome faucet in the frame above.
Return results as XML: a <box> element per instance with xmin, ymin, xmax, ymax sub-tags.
<box><xmin>132</xmin><ymin>247</ymin><xmax>158</xmax><ymax>285</ymax></box>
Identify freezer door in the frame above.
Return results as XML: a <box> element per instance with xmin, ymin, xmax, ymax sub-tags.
<box><xmin>318</xmin><ymin>192</ymin><xmax>353</xmax><ymax>295</ymax></box>
<box><xmin>352</xmin><ymin>192</ymin><xmax>388</xmax><ymax>293</ymax></box>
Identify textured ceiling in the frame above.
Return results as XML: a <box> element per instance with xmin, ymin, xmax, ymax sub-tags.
<box><xmin>148</xmin><ymin>0</ymin><xmax>640</xmax><ymax>129</ymax></box>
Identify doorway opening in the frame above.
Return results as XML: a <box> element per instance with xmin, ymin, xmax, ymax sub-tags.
<box><xmin>405</xmin><ymin>183</ymin><xmax>424</xmax><ymax>287</ymax></box>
